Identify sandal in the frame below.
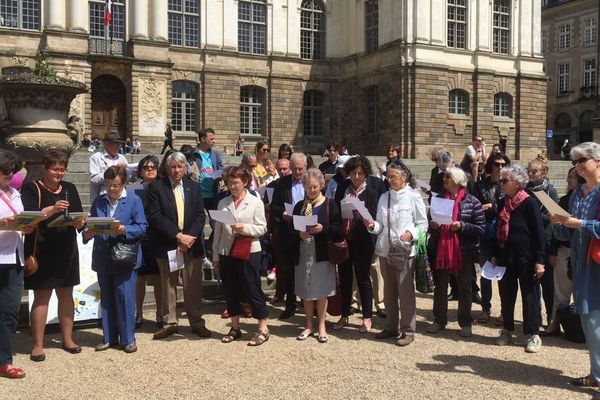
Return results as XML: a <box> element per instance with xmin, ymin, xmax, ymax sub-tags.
<box><xmin>359</xmin><ymin>319</ymin><xmax>372</xmax><ymax>334</ymax></box>
<box><xmin>0</xmin><ymin>364</ymin><xmax>25</xmax><ymax>379</ymax></box>
<box><xmin>248</xmin><ymin>330</ymin><xmax>270</xmax><ymax>346</ymax></box>
<box><xmin>477</xmin><ymin>311</ymin><xmax>491</xmax><ymax>324</ymax></box>
<box><xmin>570</xmin><ymin>375</ymin><xmax>598</xmax><ymax>388</ymax></box>
<box><xmin>222</xmin><ymin>328</ymin><xmax>242</xmax><ymax>343</ymax></box>
<box><xmin>332</xmin><ymin>317</ymin><xmax>348</xmax><ymax>331</ymax></box>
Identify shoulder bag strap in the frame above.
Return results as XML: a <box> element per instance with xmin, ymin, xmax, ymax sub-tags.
<box><xmin>30</xmin><ymin>181</ymin><xmax>42</xmax><ymax>254</ymax></box>
<box><xmin>387</xmin><ymin>192</ymin><xmax>391</xmax><ymax>242</ymax></box>
<box><xmin>0</xmin><ymin>191</ymin><xmax>18</xmax><ymax>215</ymax></box>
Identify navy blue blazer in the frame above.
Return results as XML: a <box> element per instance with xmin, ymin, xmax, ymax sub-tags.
<box><xmin>87</xmin><ymin>193</ymin><xmax>148</xmax><ymax>274</ymax></box>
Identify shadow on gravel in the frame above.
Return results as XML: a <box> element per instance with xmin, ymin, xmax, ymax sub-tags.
<box><xmin>417</xmin><ymin>354</ymin><xmax>592</xmax><ymax>395</ymax></box>
<box><xmin>12</xmin><ymin>328</ymin><xmax>103</xmax><ymax>355</ymax></box>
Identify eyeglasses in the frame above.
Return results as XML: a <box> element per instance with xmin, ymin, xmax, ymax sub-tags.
<box><xmin>142</xmin><ymin>165</ymin><xmax>157</xmax><ymax>171</ymax></box>
<box><xmin>500</xmin><ymin>178</ymin><xmax>511</xmax><ymax>184</ymax></box>
<box><xmin>261</xmin><ymin>148</ymin><xmax>269</xmax><ymax>152</ymax></box>
<box><xmin>527</xmin><ymin>169</ymin><xmax>541</xmax><ymax>175</ymax></box>
<box><xmin>48</xmin><ymin>167</ymin><xmax>67</xmax><ymax>173</ymax></box>
<box><xmin>227</xmin><ymin>181</ymin><xmax>244</xmax><ymax>187</ymax></box>
<box><xmin>474</xmin><ymin>138</ymin><xmax>483</xmax><ymax>142</ymax></box>
<box><xmin>572</xmin><ymin>157</ymin><xmax>591</xmax><ymax>166</ymax></box>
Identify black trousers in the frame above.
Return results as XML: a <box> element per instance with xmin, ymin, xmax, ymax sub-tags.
<box><xmin>0</xmin><ymin>264</ymin><xmax>22</xmax><ymax>366</ymax></box>
<box><xmin>221</xmin><ymin>253</ymin><xmax>268</xmax><ymax>320</ymax></box>
<box><xmin>499</xmin><ymin>263</ymin><xmax>541</xmax><ymax>335</ymax></box>
<box><xmin>433</xmin><ymin>255</ymin><xmax>475</xmax><ymax>327</ymax></box>
<box><xmin>339</xmin><ymin>243</ymin><xmax>373</xmax><ymax>318</ymax></box>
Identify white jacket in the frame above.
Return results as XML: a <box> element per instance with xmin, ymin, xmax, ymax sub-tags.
<box><xmin>212</xmin><ymin>191</ymin><xmax>267</xmax><ymax>262</ymax></box>
<box><xmin>369</xmin><ymin>187</ymin><xmax>428</xmax><ymax>258</ymax></box>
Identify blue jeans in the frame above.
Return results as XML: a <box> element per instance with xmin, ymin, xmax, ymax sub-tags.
<box><xmin>0</xmin><ymin>264</ymin><xmax>23</xmax><ymax>366</ymax></box>
<box><xmin>98</xmin><ymin>269</ymin><xmax>137</xmax><ymax>346</ymax></box>
<box><xmin>580</xmin><ymin>309</ymin><xmax>600</xmax><ymax>384</ymax></box>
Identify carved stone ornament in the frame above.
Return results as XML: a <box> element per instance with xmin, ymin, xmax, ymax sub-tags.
<box><xmin>0</xmin><ymin>74</ymin><xmax>88</xmax><ymax>177</ymax></box>
<box><xmin>139</xmin><ymin>77</ymin><xmax>165</xmax><ymax>135</ymax></box>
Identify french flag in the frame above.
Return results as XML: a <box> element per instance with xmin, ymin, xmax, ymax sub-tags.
<box><xmin>104</xmin><ymin>0</ymin><xmax>112</xmax><ymax>26</ymax></box>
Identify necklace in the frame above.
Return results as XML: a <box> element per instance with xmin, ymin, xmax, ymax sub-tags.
<box><xmin>38</xmin><ymin>179</ymin><xmax>62</xmax><ymax>194</ymax></box>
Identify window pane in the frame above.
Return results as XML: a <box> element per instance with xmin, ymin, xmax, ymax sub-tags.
<box><xmin>169</xmin><ymin>13</ymin><xmax>183</xmax><ymax>46</ymax></box>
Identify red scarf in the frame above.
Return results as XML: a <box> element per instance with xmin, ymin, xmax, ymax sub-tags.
<box><xmin>497</xmin><ymin>189</ymin><xmax>529</xmax><ymax>248</ymax></box>
<box><xmin>435</xmin><ymin>188</ymin><xmax>465</xmax><ymax>274</ymax></box>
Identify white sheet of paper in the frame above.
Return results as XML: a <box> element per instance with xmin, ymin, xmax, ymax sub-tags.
<box><xmin>206</xmin><ymin>169</ymin><xmax>223</xmax><ymax>179</ymax></box>
<box><xmin>341</xmin><ymin>202</ymin><xmax>355</xmax><ymax>219</ymax></box>
<box><xmin>293</xmin><ymin>215</ymin><xmax>318</xmax><ymax>231</ymax></box>
<box><xmin>348</xmin><ymin>198</ymin><xmax>372</xmax><ymax>221</ymax></box>
<box><xmin>208</xmin><ymin>210</ymin><xmax>236</xmax><ymax>225</ymax></box>
<box><xmin>168</xmin><ymin>250</ymin><xmax>185</xmax><ymax>272</ymax></box>
<box><xmin>415</xmin><ymin>179</ymin><xmax>431</xmax><ymax>191</ymax></box>
<box><xmin>532</xmin><ymin>190</ymin><xmax>571</xmax><ymax>217</ymax></box>
<box><xmin>284</xmin><ymin>203</ymin><xmax>294</xmax><ymax>215</ymax></box>
<box><xmin>480</xmin><ymin>261</ymin><xmax>507</xmax><ymax>281</ymax></box>
<box><xmin>430</xmin><ymin>197</ymin><xmax>454</xmax><ymax>225</ymax></box>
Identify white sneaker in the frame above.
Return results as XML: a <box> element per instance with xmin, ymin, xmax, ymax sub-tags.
<box><xmin>459</xmin><ymin>326</ymin><xmax>472</xmax><ymax>338</ymax></box>
<box><xmin>426</xmin><ymin>322</ymin><xmax>444</xmax><ymax>334</ymax></box>
<box><xmin>496</xmin><ymin>329</ymin><xmax>514</xmax><ymax>346</ymax></box>
<box><xmin>525</xmin><ymin>334</ymin><xmax>542</xmax><ymax>353</ymax></box>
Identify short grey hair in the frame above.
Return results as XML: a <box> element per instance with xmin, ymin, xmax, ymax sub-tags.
<box><xmin>166</xmin><ymin>151</ymin><xmax>187</xmax><ymax>165</ymax></box>
<box><xmin>242</xmin><ymin>152</ymin><xmax>257</xmax><ymax>164</ymax></box>
<box><xmin>501</xmin><ymin>165</ymin><xmax>529</xmax><ymax>189</ymax></box>
<box><xmin>437</xmin><ymin>151</ymin><xmax>453</xmax><ymax>170</ymax></box>
<box><xmin>302</xmin><ymin>167</ymin><xmax>325</xmax><ymax>189</ymax></box>
<box><xmin>571</xmin><ymin>142</ymin><xmax>600</xmax><ymax>161</ymax></box>
<box><xmin>290</xmin><ymin>152</ymin><xmax>307</xmax><ymax>166</ymax></box>
<box><xmin>444</xmin><ymin>167</ymin><xmax>468</xmax><ymax>188</ymax></box>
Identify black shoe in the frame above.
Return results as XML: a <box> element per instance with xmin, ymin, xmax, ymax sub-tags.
<box><xmin>29</xmin><ymin>353</ymin><xmax>45</xmax><ymax>362</ymax></box>
<box><xmin>376</xmin><ymin>309</ymin><xmax>387</xmax><ymax>319</ymax></box>
<box><xmin>448</xmin><ymin>293</ymin><xmax>458</xmax><ymax>301</ymax></box>
<box><xmin>472</xmin><ymin>292</ymin><xmax>482</xmax><ymax>305</ymax></box>
<box><xmin>279</xmin><ymin>306</ymin><xmax>296</xmax><ymax>320</ymax></box>
<box><xmin>62</xmin><ymin>344</ymin><xmax>82</xmax><ymax>354</ymax></box>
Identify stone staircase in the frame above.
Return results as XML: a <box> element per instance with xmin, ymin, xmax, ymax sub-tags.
<box><xmin>66</xmin><ymin>149</ymin><xmax>572</xmax><ymax>210</ymax></box>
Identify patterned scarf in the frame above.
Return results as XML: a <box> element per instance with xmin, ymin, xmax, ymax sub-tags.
<box><xmin>302</xmin><ymin>192</ymin><xmax>325</xmax><ymax>216</ymax></box>
<box><xmin>435</xmin><ymin>188</ymin><xmax>465</xmax><ymax>273</ymax></box>
<box><xmin>527</xmin><ymin>177</ymin><xmax>549</xmax><ymax>193</ymax></box>
<box><xmin>496</xmin><ymin>189</ymin><xmax>529</xmax><ymax>249</ymax></box>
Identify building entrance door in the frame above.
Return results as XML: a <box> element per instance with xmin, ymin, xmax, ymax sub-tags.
<box><xmin>91</xmin><ymin>74</ymin><xmax>126</xmax><ymax>139</ymax></box>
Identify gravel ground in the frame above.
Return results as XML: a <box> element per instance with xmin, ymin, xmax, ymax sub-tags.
<box><xmin>2</xmin><ymin>291</ymin><xmax>594</xmax><ymax>400</ymax></box>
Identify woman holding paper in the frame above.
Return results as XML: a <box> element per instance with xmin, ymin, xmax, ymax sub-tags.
<box><xmin>526</xmin><ymin>155</ymin><xmax>559</xmax><ymax>330</ymax></box>
<box><xmin>427</xmin><ymin>167</ymin><xmax>485</xmax><ymax>338</ymax></box>
<box><xmin>291</xmin><ymin>168</ymin><xmax>342</xmax><ymax>343</ymax></box>
<box><xmin>84</xmin><ymin>165</ymin><xmax>148</xmax><ymax>354</ymax></box>
<box><xmin>492</xmin><ymin>165</ymin><xmax>545</xmax><ymax>353</ymax></box>
<box><xmin>134</xmin><ymin>155</ymin><xmax>163</xmax><ymax>329</ymax></box>
<box><xmin>333</xmin><ymin>156</ymin><xmax>387</xmax><ymax>333</ymax></box>
<box><xmin>22</xmin><ymin>151</ymin><xmax>85</xmax><ymax>361</ymax></box>
<box><xmin>212</xmin><ymin>166</ymin><xmax>270</xmax><ymax>346</ymax></box>
<box><xmin>0</xmin><ymin>149</ymin><xmax>34</xmax><ymax>379</ymax></box>
<box><xmin>365</xmin><ymin>160</ymin><xmax>427</xmax><ymax>346</ymax></box>
<box><xmin>550</xmin><ymin>142</ymin><xmax>600</xmax><ymax>387</ymax></box>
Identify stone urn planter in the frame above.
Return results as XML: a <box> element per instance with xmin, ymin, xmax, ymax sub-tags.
<box><xmin>0</xmin><ymin>74</ymin><xmax>87</xmax><ymax>180</ymax></box>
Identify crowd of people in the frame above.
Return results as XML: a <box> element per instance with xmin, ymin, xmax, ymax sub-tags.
<box><xmin>0</xmin><ymin>132</ymin><xmax>599</xmax><ymax>399</ymax></box>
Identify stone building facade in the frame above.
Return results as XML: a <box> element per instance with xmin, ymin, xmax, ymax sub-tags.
<box><xmin>0</xmin><ymin>0</ymin><xmax>546</xmax><ymax>160</ymax></box>
<box><xmin>542</xmin><ymin>0</ymin><xmax>600</xmax><ymax>159</ymax></box>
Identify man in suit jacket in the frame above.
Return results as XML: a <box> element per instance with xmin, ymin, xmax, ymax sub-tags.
<box><xmin>146</xmin><ymin>152</ymin><xmax>211</xmax><ymax>339</ymax></box>
<box><xmin>270</xmin><ymin>152</ymin><xmax>307</xmax><ymax>319</ymax></box>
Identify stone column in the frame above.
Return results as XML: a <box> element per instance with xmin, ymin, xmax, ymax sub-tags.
<box><xmin>133</xmin><ymin>0</ymin><xmax>149</xmax><ymax>38</ymax></box>
<box><xmin>47</xmin><ymin>0</ymin><xmax>66</xmax><ymax>30</ymax></box>
<box><xmin>153</xmin><ymin>0</ymin><xmax>168</xmax><ymax>41</ymax></box>
<box><xmin>68</xmin><ymin>0</ymin><xmax>88</xmax><ymax>32</ymax></box>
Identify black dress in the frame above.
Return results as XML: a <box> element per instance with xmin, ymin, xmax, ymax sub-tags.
<box><xmin>136</xmin><ymin>182</ymin><xmax>160</xmax><ymax>276</ymax></box>
<box><xmin>22</xmin><ymin>180</ymin><xmax>82</xmax><ymax>290</ymax></box>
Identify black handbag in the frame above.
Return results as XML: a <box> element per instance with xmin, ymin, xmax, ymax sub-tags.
<box><xmin>108</xmin><ymin>237</ymin><xmax>139</xmax><ymax>270</ymax></box>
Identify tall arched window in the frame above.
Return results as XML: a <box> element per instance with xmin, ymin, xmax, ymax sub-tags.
<box><xmin>449</xmin><ymin>89</ymin><xmax>469</xmax><ymax>115</ymax></box>
<box><xmin>238</xmin><ymin>0</ymin><xmax>266</xmax><ymax>55</ymax></box>
<box><xmin>0</xmin><ymin>0</ymin><xmax>40</xmax><ymax>30</ymax></box>
<box><xmin>493</xmin><ymin>93</ymin><xmax>512</xmax><ymax>117</ymax></box>
<box><xmin>171</xmin><ymin>80</ymin><xmax>197</xmax><ymax>132</ymax></box>
<box><xmin>240</xmin><ymin>86</ymin><xmax>264</xmax><ymax>135</ymax></box>
<box><xmin>303</xmin><ymin>90</ymin><xmax>323</xmax><ymax>136</ymax></box>
<box><xmin>555</xmin><ymin>113</ymin><xmax>571</xmax><ymax>129</ymax></box>
<box><xmin>300</xmin><ymin>0</ymin><xmax>325</xmax><ymax>60</ymax></box>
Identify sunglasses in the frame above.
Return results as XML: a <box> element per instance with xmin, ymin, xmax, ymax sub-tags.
<box><xmin>572</xmin><ymin>157</ymin><xmax>591</xmax><ymax>166</ymax></box>
<box><xmin>493</xmin><ymin>162</ymin><xmax>506</xmax><ymax>167</ymax></box>
<box><xmin>143</xmin><ymin>165</ymin><xmax>157</xmax><ymax>171</ymax></box>
<box><xmin>261</xmin><ymin>148</ymin><xmax>270</xmax><ymax>152</ymax></box>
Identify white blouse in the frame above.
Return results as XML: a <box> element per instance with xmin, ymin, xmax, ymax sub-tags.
<box><xmin>0</xmin><ymin>187</ymin><xmax>25</xmax><ymax>266</ymax></box>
